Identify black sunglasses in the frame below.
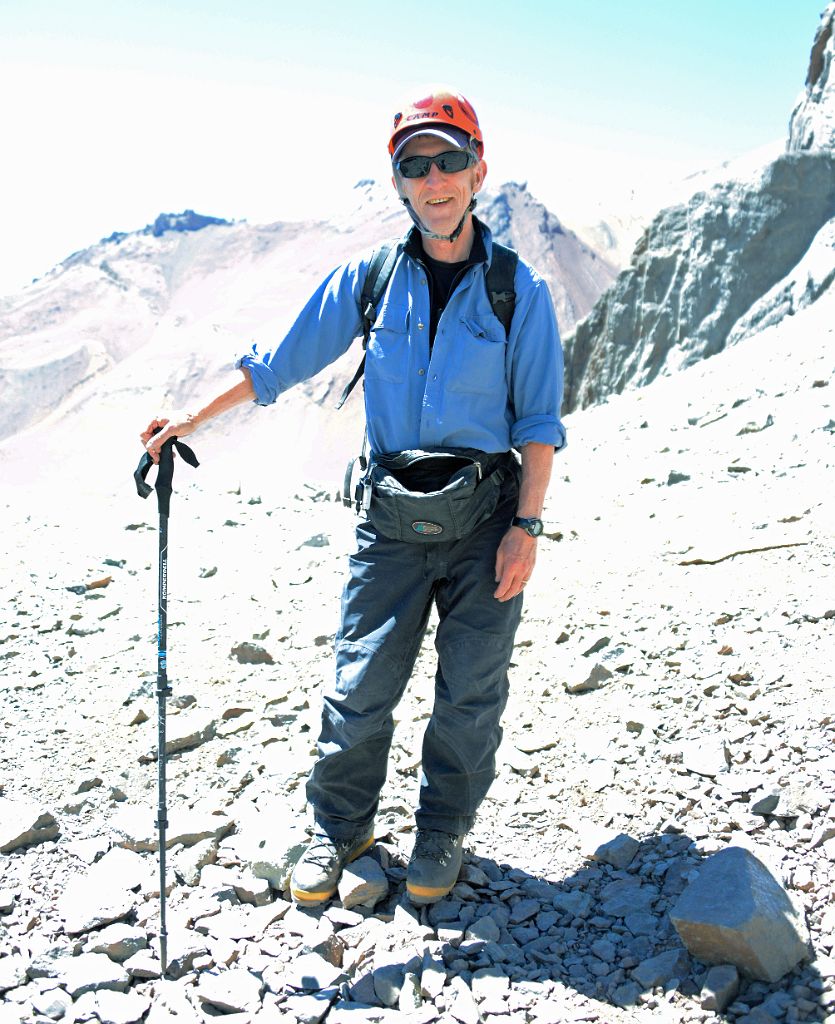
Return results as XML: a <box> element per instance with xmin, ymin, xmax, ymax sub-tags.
<box><xmin>395</xmin><ymin>149</ymin><xmax>476</xmax><ymax>179</ymax></box>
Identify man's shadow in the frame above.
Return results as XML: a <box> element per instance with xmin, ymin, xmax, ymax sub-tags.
<box><xmin>283</xmin><ymin>831</ymin><xmax>824</xmax><ymax>1021</ymax></box>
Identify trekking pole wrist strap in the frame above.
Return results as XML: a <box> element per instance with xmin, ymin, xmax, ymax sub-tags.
<box><xmin>134</xmin><ymin>435</ymin><xmax>200</xmax><ymax>515</ymax></box>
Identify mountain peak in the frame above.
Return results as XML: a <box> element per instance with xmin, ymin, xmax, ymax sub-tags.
<box><xmin>498</xmin><ymin>180</ymin><xmax>529</xmax><ymax>194</ymax></box>
<box><xmin>99</xmin><ymin>210</ymin><xmax>233</xmax><ymax>248</ymax></box>
<box><xmin>788</xmin><ymin>2</ymin><xmax>835</xmax><ymax>152</ymax></box>
<box><xmin>147</xmin><ymin>210</ymin><xmax>232</xmax><ymax>237</ymax></box>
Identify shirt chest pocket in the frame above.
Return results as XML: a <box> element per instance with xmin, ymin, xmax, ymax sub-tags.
<box><xmin>447</xmin><ymin>316</ymin><xmax>508</xmax><ymax>395</ymax></box>
<box><xmin>366</xmin><ymin>303</ymin><xmax>409</xmax><ymax>384</ymax></box>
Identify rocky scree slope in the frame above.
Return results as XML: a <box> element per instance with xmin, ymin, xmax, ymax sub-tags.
<box><xmin>0</xmin><ymin>278</ymin><xmax>832</xmax><ymax>1023</ymax></box>
<box><xmin>563</xmin><ymin>4</ymin><xmax>835</xmax><ymax>414</ymax></box>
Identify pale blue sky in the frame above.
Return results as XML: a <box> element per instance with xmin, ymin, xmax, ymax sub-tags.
<box><xmin>0</xmin><ymin>0</ymin><xmax>826</xmax><ymax>295</ymax></box>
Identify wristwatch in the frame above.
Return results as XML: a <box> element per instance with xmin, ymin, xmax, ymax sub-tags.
<box><xmin>512</xmin><ymin>516</ymin><xmax>544</xmax><ymax>537</ymax></box>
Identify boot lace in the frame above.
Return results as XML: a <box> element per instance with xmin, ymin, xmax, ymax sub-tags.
<box><xmin>303</xmin><ymin>832</ymin><xmax>359</xmax><ymax>868</ymax></box>
<box><xmin>413</xmin><ymin>829</ymin><xmax>457</xmax><ymax>865</ymax></box>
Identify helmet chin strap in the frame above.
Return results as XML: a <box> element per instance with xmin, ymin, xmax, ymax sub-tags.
<box><xmin>398</xmin><ymin>194</ymin><xmax>477</xmax><ymax>244</ymax></box>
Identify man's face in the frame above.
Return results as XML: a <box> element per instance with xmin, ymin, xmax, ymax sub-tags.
<box><xmin>393</xmin><ymin>134</ymin><xmax>487</xmax><ymax>238</ymax></box>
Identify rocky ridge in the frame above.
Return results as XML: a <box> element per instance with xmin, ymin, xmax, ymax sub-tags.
<box><xmin>789</xmin><ymin>4</ymin><xmax>835</xmax><ymax>153</ymax></box>
<box><xmin>477</xmin><ymin>183</ymin><xmax>618</xmax><ymax>331</ymax></box>
<box><xmin>0</xmin><ymin>271</ymin><xmax>832</xmax><ymax>1022</ymax></box>
<box><xmin>562</xmin><ymin>5</ymin><xmax>835</xmax><ymax>414</ymax></box>
<box><xmin>563</xmin><ymin>152</ymin><xmax>835</xmax><ymax>412</ymax></box>
<box><xmin>100</xmin><ymin>211</ymin><xmax>234</xmax><ymax>249</ymax></box>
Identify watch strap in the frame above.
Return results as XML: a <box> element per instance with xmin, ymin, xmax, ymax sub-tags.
<box><xmin>512</xmin><ymin>515</ymin><xmax>543</xmax><ymax>536</ymax></box>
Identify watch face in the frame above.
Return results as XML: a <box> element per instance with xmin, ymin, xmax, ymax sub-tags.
<box><xmin>515</xmin><ymin>516</ymin><xmax>544</xmax><ymax>536</ymax></box>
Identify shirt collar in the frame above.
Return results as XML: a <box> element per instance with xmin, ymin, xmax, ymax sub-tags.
<box><xmin>403</xmin><ymin>215</ymin><xmax>489</xmax><ymax>267</ymax></box>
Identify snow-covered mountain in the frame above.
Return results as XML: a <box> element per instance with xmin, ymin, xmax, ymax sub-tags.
<box><xmin>0</xmin><ymin>183</ymin><xmax>616</xmax><ymax>444</ymax></box>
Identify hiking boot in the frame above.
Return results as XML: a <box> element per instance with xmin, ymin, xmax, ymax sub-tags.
<box><xmin>406</xmin><ymin>829</ymin><xmax>464</xmax><ymax>905</ymax></box>
<box><xmin>290</xmin><ymin>829</ymin><xmax>375</xmax><ymax>905</ymax></box>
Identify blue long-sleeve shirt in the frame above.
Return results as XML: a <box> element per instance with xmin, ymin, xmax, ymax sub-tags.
<box><xmin>237</xmin><ymin>219</ymin><xmax>566</xmax><ymax>456</ymax></box>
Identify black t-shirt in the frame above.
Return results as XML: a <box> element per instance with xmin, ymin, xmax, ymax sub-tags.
<box><xmin>419</xmin><ymin>228</ymin><xmax>487</xmax><ymax>345</ymax></box>
<box><xmin>391</xmin><ymin>227</ymin><xmax>490</xmax><ymax>489</ymax></box>
<box><xmin>422</xmin><ymin>252</ymin><xmax>469</xmax><ymax>343</ymax></box>
<box><xmin>400</xmin><ymin>222</ymin><xmax>488</xmax><ymax>346</ymax></box>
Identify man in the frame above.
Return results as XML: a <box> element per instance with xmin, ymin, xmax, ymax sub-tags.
<box><xmin>141</xmin><ymin>87</ymin><xmax>566</xmax><ymax>906</ymax></box>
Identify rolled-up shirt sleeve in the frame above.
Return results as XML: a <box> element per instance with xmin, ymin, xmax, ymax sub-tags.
<box><xmin>507</xmin><ymin>271</ymin><xmax>567</xmax><ymax>451</ymax></box>
<box><xmin>236</xmin><ymin>254</ymin><xmax>366</xmax><ymax>406</ymax></box>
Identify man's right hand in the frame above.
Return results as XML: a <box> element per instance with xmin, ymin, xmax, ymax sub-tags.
<box><xmin>140</xmin><ymin>412</ymin><xmax>197</xmax><ymax>465</ymax></box>
<box><xmin>139</xmin><ymin>371</ymin><xmax>256</xmax><ymax>463</ymax></box>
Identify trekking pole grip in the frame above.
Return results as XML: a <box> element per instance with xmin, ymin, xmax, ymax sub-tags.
<box><xmin>134</xmin><ymin>432</ymin><xmax>199</xmax><ymax>514</ymax></box>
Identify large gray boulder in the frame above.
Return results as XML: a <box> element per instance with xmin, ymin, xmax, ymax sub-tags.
<box><xmin>669</xmin><ymin>846</ymin><xmax>810</xmax><ymax>983</ymax></box>
<box><xmin>563</xmin><ymin>152</ymin><xmax>835</xmax><ymax>413</ymax></box>
<box><xmin>788</xmin><ymin>3</ymin><xmax>835</xmax><ymax>153</ymax></box>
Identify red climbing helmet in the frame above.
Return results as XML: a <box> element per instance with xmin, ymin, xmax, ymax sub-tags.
<box><xmin>388</xmin><ymin>87</ymin><xmax>484</xmax><ymax>160</ymax></box>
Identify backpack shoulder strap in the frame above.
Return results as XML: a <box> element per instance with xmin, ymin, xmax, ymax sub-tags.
<box><xmin>485</xmin><ymin>242</ymin><xmax>518</xmax><ymax>336</ymax></box>
<box><xmin>336</xmin><ymin>241</ymin><xmax>401</xmax><ymax>410</ymax></box>
<box><xmin>361</xmin><ymin>242</ymin><xmax>400</xmax><ymax>338</ymax></box>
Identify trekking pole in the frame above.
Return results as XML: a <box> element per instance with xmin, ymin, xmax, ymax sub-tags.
<box><xmin>134</xmin><ymin>433</ymin><xmax>199</xmax><ymax>975</ymax></box>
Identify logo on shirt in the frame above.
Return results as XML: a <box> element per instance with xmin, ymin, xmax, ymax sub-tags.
<box><xmin>411</xmin><ymin>520</ymin><xmax>444</xmax><ymax>536</ymax></box>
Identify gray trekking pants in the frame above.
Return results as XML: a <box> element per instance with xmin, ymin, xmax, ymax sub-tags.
<box><xmin>306</xmin><ymin>466</ymin><xmax>523</xmax><ymax>839</ymax></box>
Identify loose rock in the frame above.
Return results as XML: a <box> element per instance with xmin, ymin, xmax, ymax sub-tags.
<box><xmin>564</xmin><ymin>662</ymin><xmax>613</xmax><ymax>695</ymax></box>
<box><xmin>231</xmin><ymin>641</ymin><xmax>274</xmax><ymax>665</ymax></box>
<box><xmin>670</xmin><ymin>845</ymin><xmax>811</xmax><ymax>982</ymax></box>
<box><xmin>589</xmin><ymin>829</ymin><xmax>641</xmax><ymax>870</ymax></box>
<box><xmin>631</xmin><ymin>947</ymin><xmax>690</xmax><ymax>989</ymax></box>
<box><xmin>701</xmin><ymin>963</ymin><xmax>741</xmax><ymax>1011</ymax></box>
<box><xmin>60</xmin><ymin>952</ymin><xmax>131</xmax><ymax>999</ymax></box>
<box><xmin>338</xmin><ymin>856</ymin><xmax>389</xmax><ymax>910</ymax></box>
<box><xmin>0</xmin><ymin>799</ymin><xmax>59</xmax><ymax>852</ymax></box>
<box><xmin>196</xmin><ymin>967</ymin><xmax>264</xmax><ymax>1014</ymax></box>
<box><xmin>71</xmin><ymin>989</ymin><xmax>151</xmax><ymax>1024</ymax></box>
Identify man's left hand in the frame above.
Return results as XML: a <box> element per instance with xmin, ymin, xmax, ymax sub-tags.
<box><xmin>493</xmin><ymin>527</ymin><xmax>537</xmax><ymax>602</ymax></box>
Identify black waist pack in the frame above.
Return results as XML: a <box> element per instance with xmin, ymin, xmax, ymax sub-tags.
<box><xmin>362</xmin><ymin>448</ymin><xmax>515</xmax><ymax>543</ymax></box>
